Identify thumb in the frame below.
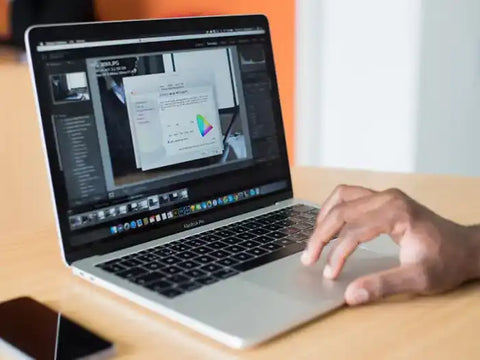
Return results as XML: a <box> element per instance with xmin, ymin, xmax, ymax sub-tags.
<box><xmin>344</xmin><ymin>264</ymin><xmax>426</xmax><ymax>306</ymax></box>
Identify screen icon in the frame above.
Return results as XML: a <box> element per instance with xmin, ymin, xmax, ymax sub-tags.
<box><xmin>190</xmin><ymin>205</ymin><xmax>196</xmax><ymax>212</ymax></box>
<box><xmin>155</xmin><ymin>214</ymin><xmax>161</xmax><ymax>222</ymax></box>
<box><xmin>161</xmin><ymin>213</ymin><xmax>167</xmax><ymax>220</ymax></box>
<box><xmin>110</xmin><ymin>226</ymin><xmax>117</xmax><ymax>234</ymax></box>
<box><xmin>223</xmin><ymin>196</ymin><xmax>229</xmax><ymax>204</ymax></box>
<box><xmin>124</xmin><ymin>222</ymin><xmax>130</xmax><ymax>231</ymax></box>
<box><xmin>212</xmin><ymin>199</ymin><xmax>217</xmax><ymax>206</ymax></box>
<box><xmin>196</xmin><ymin>204</ymin><xmax>201</xmax><ymax>211</ymax></box>
<box><xmin>149</xmin><ymin>215</ymin><xmax>155</xmax><ymax>223</ymax></box>
<box><xmin>250</xmin><ymin>189</ymin><xmax>256</xmax><ymax>196</ymax></box>
<box><xmin>218</xmin><ymin>197</ymin><xmax>223</xmax><ymax>205</ymax></box>
<box><xmin>128</xmin><ymin>202</ymin><xmax>138</xmax><ymax>212</ymax></box>
<box><xmin>201</xmin><ymin>202</ymin><xmax>207</xmax><ymax>209</ymax></box>
<box><xmin>143</xmin><ymin>217</ymin><xmax>149</xmax><ymax>225</ymax></box>
<box><xmin>117</xmin><ymin>224</ymin><xmax>124</xmax><ymax>232</ymax></box>
<box><xmin>119</xmin><ymin>205</ymin><xmax>127</xmax><ymax>215</ymax></box>
<box><xmin>137</xmin><ymin>219</ymin><xmax>143</xmax><ymax>227</ymax></box>
<box><xmin>130</xmin><ymin>221</ymin><xmax>137</xmax><ymax>229</ymax></box>
<box><xmin>173</xmin><ymin>209</ymin><xmax>179</xmax><ymax>217</ymax></box>
<box><xmin>228</xmin><ymin>195</ymin><xmax>234</xmax><ymax>202</ymax></box>
<box><xmin>207</xmin><ymin>200</ymin><xmax>212</xmax><ymax>208</ymax></box>
<box><xmin>167</xmin><ymin>211</ymin><xmax>173</xmax><ymax>219</ymax></box>
<box><xmin>197</xmin><ymin>114</ymin><xmax>214</xmax><ymax>137</ymax></box>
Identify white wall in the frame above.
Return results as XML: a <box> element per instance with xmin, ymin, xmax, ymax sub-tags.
<box><xmin>296</xmin><ymin>0</ymin><xmax>480</xmax><ymax>176</ymax></box>
<box><xmin>415</xmin><ymin>0</ymin><xmax>480</xmax><ymax>176</ymax></box>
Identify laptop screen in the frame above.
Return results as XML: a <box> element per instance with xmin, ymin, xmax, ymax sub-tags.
<box><xmin>27</xmin><ymin>16</ymin><xmax>292</xmax><ymax>263</ymax></box>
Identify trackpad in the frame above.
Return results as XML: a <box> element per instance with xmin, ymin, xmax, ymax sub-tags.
<box><xmin>241</xmin><ymin>248</ymin><xmax>399</xmax><ymax>303</ymax></box>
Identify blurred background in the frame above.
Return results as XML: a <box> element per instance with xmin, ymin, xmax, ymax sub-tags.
<box><xmin>1</xmin><ymin>0</ymin><xmax>479</xmax><ymax>176</ymax></box>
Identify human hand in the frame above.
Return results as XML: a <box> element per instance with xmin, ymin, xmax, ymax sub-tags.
<box><xmin>301</xmin><ymin>185</ymin><xmax>480</xmax><ymax>305</ymax></box>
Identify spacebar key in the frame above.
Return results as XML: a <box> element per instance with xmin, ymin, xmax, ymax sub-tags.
<box><xmin>233</xmin><ymin>243</ymin><xmax>305</xmax><ymax>272</ymax></box>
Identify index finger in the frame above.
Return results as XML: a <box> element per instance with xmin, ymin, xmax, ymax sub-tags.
<box><xmin>316</xmin><ymin>185</ymin><xmax>376</xmax><ymax>224</ymax></box>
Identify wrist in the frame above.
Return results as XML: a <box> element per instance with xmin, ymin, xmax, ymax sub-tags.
<box><xmin>466</xmin><ymin>225</ymin><xmax>480</xmax><ymax>279</ymax></box>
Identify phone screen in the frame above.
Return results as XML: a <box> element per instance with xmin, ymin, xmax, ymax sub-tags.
<box><xmin>0</xmin><ymin>297</ymin><xmax>114</xmax><ymax>360</ymax></box>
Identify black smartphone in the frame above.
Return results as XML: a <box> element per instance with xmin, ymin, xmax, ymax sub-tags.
<box><xmin>0</xmin><ymin>297</ymin><xmax>115</xmax><ymax>360</ymax></box>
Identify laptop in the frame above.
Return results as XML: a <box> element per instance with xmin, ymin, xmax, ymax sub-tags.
<box><xmin>25</xmin><ymin>15</ymin><xmax>397</xmax><ymax>348</ymax></box>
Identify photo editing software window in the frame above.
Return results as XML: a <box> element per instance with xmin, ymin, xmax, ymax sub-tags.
<box><xmin>38</xmin><ymin>28</ymin><xmax>287</xmax><ymax>246</ymax></box>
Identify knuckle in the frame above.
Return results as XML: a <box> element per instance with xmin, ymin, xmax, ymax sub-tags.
<box><xmin>384</xmin><ymin>188</ymin><xmax>406</xmax><ymax>202</ymax></box>
<box><xmin>330</xmin><ymin>203</ymin><xmax>346</xmax><ymax>223</ymax></box>
<box><xmin>333</xmin><ymin>184</ymin><xmax>349</xmax><ymax>199</ymax></box>
<box><xmin>416</xmin><ymin>266</ymin><xmax>435</xmax><ymax>292</ymax></box>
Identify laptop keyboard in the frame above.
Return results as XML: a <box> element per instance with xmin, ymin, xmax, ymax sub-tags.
<box><xmin>95</xmin><ymin>204</ymin><xmax>319</xmax><ymax>299</ymax></box>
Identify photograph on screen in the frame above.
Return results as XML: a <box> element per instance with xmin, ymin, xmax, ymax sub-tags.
<box><xmin>50</xmin><ymin>72</ymin><xmax>90</xmax><ymax>104</ymax></box>
<box><xmin>88</xmin><ymin>48</ymin><xmax>252</xmax><ymax>189</ymax></box>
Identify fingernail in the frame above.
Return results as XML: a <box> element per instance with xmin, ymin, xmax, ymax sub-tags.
<box><xmin>301</xmin><ymin>250</ymin><xmax>310</xmax><ymax>265</ymax></box>
<box><xmin>350</xmin><ymin>288</ymin><xmax>369</xmax><ymax>305</ymax></box>
<box><xmin>323</xmin><ymin>264</ymin><xmax>334</xmax><ymax>279</ymax></box>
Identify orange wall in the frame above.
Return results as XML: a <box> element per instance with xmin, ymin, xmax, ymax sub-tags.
<box><xmin>95</xmin><ymin>0</ymin><xmax>295</xmax><ymax>163</ymax></box>
<box><xmin>0</xmin><ymin>0</ymin><xmax>8</xmax><ymax>38</ymax></box>
<box><xmin>0</xmin><ymin>0</ymin><xmax>295</xmax><ymax>161</ymax></box>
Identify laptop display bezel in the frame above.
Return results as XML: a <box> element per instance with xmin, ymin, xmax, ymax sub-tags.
<box><xmin>26</xmin><ymin>15</ymin><xmax>293</xmax><ymax>265</ymax></box>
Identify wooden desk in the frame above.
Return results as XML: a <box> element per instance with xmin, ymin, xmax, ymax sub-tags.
<box><xmin>1</xmin><ymin>50</ymin><xmax>480</xmax><ymax>360</ymax></box>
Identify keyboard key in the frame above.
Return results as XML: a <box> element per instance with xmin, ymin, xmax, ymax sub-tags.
<box><xmin>246</xmin><ymin>247</ymin><xmax>269</xmax><ymax>257</ymax></box>
<box><xmin>208</xmin><ymin>241</ymin><xmax>228</xmax><ymax>250</ymax></box>
<box><xmin>119</xmin><ymin>259</ymin><xmax>143</xmax><ymax>268</ymax></box>
<box><xmin>268</xmin><ymin>231</ymin><xmax>288</xmax><ymax>239</ymax></box>
<box><xmin>215</xmin><ymin>230</ymin><xmax>235</xmax><ymax>237</ymax></box>
<box><xmin>117</xmin><ymin>267</ymin><xmax>148</xmax><ymax>279</ymax></box>
<box><xmin>163</xmin><ymin>266</ymin><xmax>183</xmax><ymax>275</ymax></box>
<box><xmin>240</xmin><ymin>240</ymin><xmax>261</xmax><ymax>249</ymax></box>
<box><xmin>143</xmin><ymin>261</ymin><xmax>163</xmax><ymax>271</ymax></box>
<box><xmin>184</xmin><ymin>268</ymin><xmax>207</xmax><ymax>278</ymax></box>
<box><xmin>168</xmin><ymin>243</ymin><xmax>191</xmax><ymax>252</ymax></box>
<box><xmin>263</xmin><ymin>223</ymin><xmax>284</xmax><ymax>232</ymax></box>
<box><xmin>158</xmin><ymin>287</ymin><xmax>184</xmax><ymax>298</ymax></box>
<box><xmin>295</xmin><ymin>223</ymin><xmax>313</xmax><ymax>230</ymax></box>
<box><xmin>134</xmin><ymin>253</ymin><xmax>158</xmax><ymax>263</ymax></box>
<box><xmin>221</xmin><ymin>237</ymin><xmax>240</xmax><ymax>245</ymax></box>
<box><xmin>200</xmin><ymin>263</ymin><xmax>223</xmax><ymax>273</ymax></box>
<box><xmin>176</xmin><ymin>251</ymin><xmax>196</xmax><ymax>260</ymax></box>
<box><xmin>195</xmin><ymin>255</ymin><xmax>216</xmax><ymax>264</ymax></box>
<box><xmin>214</xmin><ymin>268</ymin><xmax>239</xmax><ymax>279</ymax></box>
<box><xmin>233</xmin><ymin>243</ymin><xmax>305</xmax><ymax>272</ymax></box>
<box><xmin>134</xmin><ymin>271</ymin><xmax>165</xmax><ymax>285</ymax></box>
<box><xmin>152</xmin><ymin>247</ymin><xmax>175</xmax><ymax>257</ymax></box>
<box><xmin>235</xmin><ymin>233</ymin><xmax>255</xmax><ymax>240</ymax></box>
<box><xmin>145</xmin><ymin>279</ymin><xmax>173</xmax><ymax>292</ymax></box>
<box><xmin>274</xmin><ymin>238</ymin><xmax>294</xmax><ymax>246</ymax></box>
<box><xmin>178</xmin><ymin>281</ymin><xmax>202</xmax><ymax>292</ymax></box>
<box><xmin>184</xmin><ymin>238</ymin><xmax>206</xmax><ymax>247</ymax></box>
<box><xmin>209</xmin><ymin>250</ymin><xmax>230</xmax><ymax>259</ymax></box>
<box><xmin>224</xmin><ymin>245</ymin><xmax>246</xmax><ymax>254</ymax></box>
<box><xmin>177</xmin><ymin>260</ymin><xmax>200</xmax><ymax>270</ymax></box>
<box><xmin>228</xmin><ymin>225</ymin><xmax>250</xmax><ymax>233</ymax></box>
<box><xmin>232</xmin><ymin>252</ymin><xmax>254</xmax><ymax>262</ymax></box>
<box><xmin>168</xmin><ymin>274</ymin><xmax>190</xmax><ymax>284</ymax></box>
<box><xmin>161</xmin><ymin>256</ymin><xmax>182</xmax><ymax>265</ymax></box>
<box><xmin>201</xmin><ymin>234</ymin><xmax>222</xmax><ymax>242</ymax></box>
<box><xmin>261</xmin><ymin>242</ymin><xmax>283</xmax><ymax>251</ymax></box>
<box><xmin>194</xmin><ymin>246</ymin><xmax>212</xmax><ymax>255</ymax></box>
<box><xmin>217</xmin><ymin>257</ymin><xmax>238</xmax><ymax>267</ymax></box>
<box><xmin>255</xmin><ymin>235</ymin><xmax>275</xmax><ymax>244</ymax></box>
<box><xmin>284</xmin><ymin>226</ymin><xmax>302</xmax><ymax>234</ymax></box>
<box><xmin>286</xmin><ymin>233</ymin><xmax>309</xmax><ymax>242</ymax></box>
<box><xmin>249</xmin><ymin>227</ymin><xmax>271</xmax><ymax>236</ymax></box>
<box><xmin>99</xmin><ymin>263</ymin><xmax>126</xmax><ymax>273</ymax></box>
<box><xmin>197</xmin><ymin>276</ymin><xmax>219</xmax><ymax>285</ymax></box>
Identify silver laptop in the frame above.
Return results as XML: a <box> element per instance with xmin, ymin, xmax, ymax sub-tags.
<box><xmin>26</xmin><ymin>15</ymin><xmax>397</xmax><ymax>348</ymax></box>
